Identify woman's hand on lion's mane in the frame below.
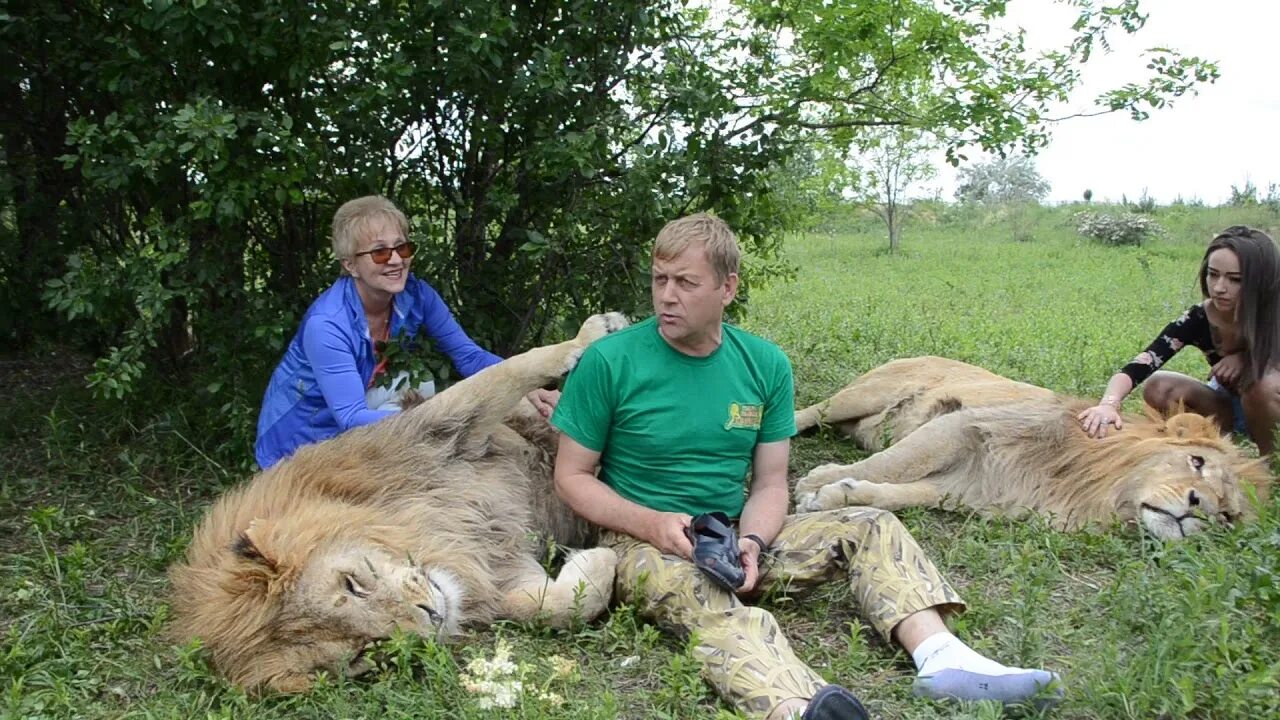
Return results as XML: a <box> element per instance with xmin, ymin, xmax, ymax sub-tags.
<box><xmin>1078</xmin><ymin>404</ymin><xmax>1123</xmax><ymax>438</ymax></box>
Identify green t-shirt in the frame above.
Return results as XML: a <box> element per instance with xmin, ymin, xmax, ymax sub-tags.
<box><xmin>552</xmin><ymin>316</ymin><xmax>796</xmax><ymax>517</ymax></box>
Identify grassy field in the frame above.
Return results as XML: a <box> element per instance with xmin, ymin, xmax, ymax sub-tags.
<box><xmin>3</xmin><ymin>205</ymin><xmax>1279</xmax><ymax>719</ymax></box>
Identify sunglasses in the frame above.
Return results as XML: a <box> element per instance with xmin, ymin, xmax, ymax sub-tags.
<box><xmin>354</xmin><ymin>241</ymin><xmax>416</xmax><ymax>264</ymax></box>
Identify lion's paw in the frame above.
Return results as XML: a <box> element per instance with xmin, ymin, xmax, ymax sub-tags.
<box><xmin>566</xmin><ymin>546</ymin><xmax>619</xmax><ymax>582</ymax></box>
<box><xmin>831</xmin><ymin>477</ymin><xmax>864</xmax><ymax>492</ymax></box>
<box><xmin>796</xmin><ymin>464</ymin><xmax>845</xmax><ymax>492</ymax></box>
<box><xmin>564</xmin><ymin>312</ymin><xmax>630</xmax><ymax>373</ymax></box>
<box><xmin>794</xmin><ymin>491</ymin><xmax>822</xmax><ymax>513</ymax></box>
<box><xmin>562</xmin><ymin>547</ymin><xmax>617</xmax><ymax>621</ymax></box>
<box><xmin>808</xmin><ymin>462</ymin><xmax>850</xmax><ymax>475</ymax></box>
<box><xmin>796</xmin><ymin>477</ymin><xmax>863</xmax><ymax>512</ymax></box>
<box><xmin>575</xmin><ymin>312</ymin><xmax>630</xmax><ymax>345</ymax></box>
<box><xmin>801</xmin><ymin>463</ymin><xmax>857</xmax><ymax>485</ymax></box>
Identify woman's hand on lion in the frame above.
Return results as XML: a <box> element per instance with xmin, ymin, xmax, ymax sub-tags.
<box><xmin>525</xmin><ymin>388</ymin><xmax>561</xmax><ymax>418</ymax></box>
<box><xmin>1078</xmin><ymin>404</ymin><xmax>1123</xmax><ymax>438</ymax></box>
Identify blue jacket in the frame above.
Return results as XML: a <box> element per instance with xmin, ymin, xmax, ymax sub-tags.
<box><xmin>254</xmin><ymin>275</ymin><xmax>502</xmax><ymax>468</ymax></box>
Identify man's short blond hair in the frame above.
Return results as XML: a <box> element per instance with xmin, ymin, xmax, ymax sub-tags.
<box><xmin>331</xmin><ymin>195</ymin><xmax>409</xmax><ymax>262</ymax></box>
<box><xmin>652</xmin><ymin>213</ymin><xmax>740</xmax><ymax>284</ymax></box>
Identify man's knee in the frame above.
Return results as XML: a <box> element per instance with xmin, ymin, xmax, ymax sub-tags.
<box><xmin>693</xmin><ymin>605</ymin><xmax>787</xmax><ymax>650</ymax></box>
<box><xmin>612</xmin><ymin>542</ymin><xmax>738</xmax><ymax>613</ymax></box>
<box><xmin>822</xmin><ymin>506</ymin><xmax>908</xmax><ymax>543</ymax></box>
<box><xmin>835</xmin><ymin>505</ymin><xmax>900</xmax><ymax>527</ymax></box>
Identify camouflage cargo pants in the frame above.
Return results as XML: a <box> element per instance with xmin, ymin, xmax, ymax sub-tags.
<box><xmin>605</xmin><ymin>506</ymin><xmax>965</xmax><ymax>719</ymax></box>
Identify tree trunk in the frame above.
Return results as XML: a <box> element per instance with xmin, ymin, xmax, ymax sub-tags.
<box><xmin>885</xmin><ymin>202</ymin><xmax>900</xmax><ymax>254</ymax></box>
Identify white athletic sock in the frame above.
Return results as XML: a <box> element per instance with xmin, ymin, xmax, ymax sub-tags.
<box><xmin>911</xmin><ymin>632</ymin><xmax>1027</xmax><ymax>677</ymax></box>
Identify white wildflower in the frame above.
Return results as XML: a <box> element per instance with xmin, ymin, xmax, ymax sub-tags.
<box><xmin>461</xmin><ymin>639</ymin><xmax>526</xmax><ymax>709</ymax></box>
<box><xmin>547</xmin><ymin>654</ymin><xmax>577</xmax><ymax>679</ymax></box>
<box><xmin>476</xmin><ymin>678</ymin><xmax>523</xmax><ymax>709</ymax></box>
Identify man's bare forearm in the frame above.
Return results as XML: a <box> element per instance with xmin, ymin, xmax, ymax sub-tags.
<box><xmin>555</xmin><ymin>470</ymin><xmax>660</xmax><ymax>539</ymax></box>
<box><xmin>739</xmin><ymin>439</ymin><xmax>791</xmax><ymax>545</ymax></box>
<box><xmin>738</xmin><ymin>482</ymin><xmax>788</xmax><ymax>544</ymax></box>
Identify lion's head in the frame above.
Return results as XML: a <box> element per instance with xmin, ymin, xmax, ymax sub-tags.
<box><xmin>170</xmin><ymin>500</ymin><xmax>466</xmax><ymax>693</ymax></box>
<box><xmin>1095</xmin><ymin>412</ymin><xmax>1269</xmax><ymax>540</ymax></box>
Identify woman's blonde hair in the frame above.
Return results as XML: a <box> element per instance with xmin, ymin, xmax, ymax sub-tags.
<box><xmin>331</xmin><ymin>196</ymin><xmax>409</xmax><ymax>266</ymax></box>
<box><xmin>652</xmin><ymin>213</ymin><xmax>740</xmax><ymax>284</ymax></box>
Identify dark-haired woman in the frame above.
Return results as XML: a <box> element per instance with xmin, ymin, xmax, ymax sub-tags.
<box><xmin>1079</xmin><ymin>226</ymin><xmax>1280</xmax><ymax>453</ymax></box>
<box><xmin>254</xmin><ymin>195</ymin><xmax>558</xmax><ymax>469</ymax></box>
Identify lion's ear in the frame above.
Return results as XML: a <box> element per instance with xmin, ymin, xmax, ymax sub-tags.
<box><xmin>229</xmin><ymin>519</ymin><xmax>303</xmax><ymax>598</ymax></box>
<box><xmin>233</xmin><ymin>519</ymin><xmax>280</xmax><ymax>572</ymax></box>
<box><xmin>1162</xmin><ymin>412</ymin><xmax>1217</xmax><ymax>439</ymax></box>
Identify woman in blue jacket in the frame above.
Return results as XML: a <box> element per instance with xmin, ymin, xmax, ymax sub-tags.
<box><xmin>255</xmin><ymin>195</ymin><xmax>557</xmax><ymax>468</ymax></box>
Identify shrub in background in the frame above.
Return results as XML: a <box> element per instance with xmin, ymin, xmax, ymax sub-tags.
<box><xmin>1074</xmin><ymin>211</ymin><xmax>1164</xmax><ymax>246</ymax></box>
<box><xmin>1265</xmin><ymin>183</ymin><xmax>1280</xmax><ymax>217</ymax></box>
<box><xmin>1128</xmin><ymin>189</ymin><xmax>1157</xmax><ymax>214</ymax></box>
<box><xmin>1229</xmin><ymin>179</ymin><xmax>1259</xmax><ymax>207</ymax></box>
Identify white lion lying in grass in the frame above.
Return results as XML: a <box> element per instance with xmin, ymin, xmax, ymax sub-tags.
<box><xmin>169</xmin><ymin>313</ymin><xmax>628</xmax><ymax>692</ymax></box>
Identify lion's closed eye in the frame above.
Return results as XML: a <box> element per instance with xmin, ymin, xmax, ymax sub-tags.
<box><xmin>344</xmin><ymin>575</ymin><xmax>370</xmax><ymax>598</ymax></box>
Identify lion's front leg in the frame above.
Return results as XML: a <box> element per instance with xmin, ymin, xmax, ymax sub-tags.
<box><xmin>411</xmin><ymin>313</ymin><xmax>628</xmax><ymax>453</ymax></box>
<box><xmin>499</xmin><ymin>548</ymin><xmax>617</xmax><ymax>628</ymax></box>
<box><xmin>797</xmin><ymin>477</ymin><xmax>944</xmax><ymax>512</ymax></box>
<box><xmin>795</xmin><ymin>411</ymin><xmax>976</xmax><ymax>510</ymax></box>
<box><xmin>794</xmin><ymin>462</ymin><xmax>860</xmax><ymax>502</ymax></box>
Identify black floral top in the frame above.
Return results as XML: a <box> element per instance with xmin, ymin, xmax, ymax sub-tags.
<box><xmin>1120</xmin><ymin>303</ymin><xmax>1221</xmax><ymax>386</ymax></box>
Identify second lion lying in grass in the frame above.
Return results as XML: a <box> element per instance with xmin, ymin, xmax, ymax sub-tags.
<box><xmin>793</xmin><ymin>356</ymin><xmax>1270</xmax><ymax>540</ymax></box>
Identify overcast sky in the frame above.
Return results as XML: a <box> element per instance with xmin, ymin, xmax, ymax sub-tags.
<box><xmin>934</xmin><ymin>0</ymin><xmax>1279</xmax><ymax>205</ymax></box>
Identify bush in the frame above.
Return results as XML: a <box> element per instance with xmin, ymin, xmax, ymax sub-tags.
<box><xmin>1128</xmin><ymin>189</ymin><xmax>1157</xmax><ymax>214</ymax></box>
<box><xmin>1074</xmin><ymin>211</ymin><xmax>1164</xmax><ymax>246</ymax></box>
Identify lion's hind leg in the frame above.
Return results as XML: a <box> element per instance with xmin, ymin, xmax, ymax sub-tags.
<box><xmin>794</xmin><ymin>356</ymin><xmax>968</xmax><ymax>435</ymax></box>
<box><xmin>795</xmin><ymin>382</ymin><xmax>899</xmax><ymax>437</ymax></box>
<box><xmin>501</xmin><ymin>548</ymin><xmax>617</xmax><ymax>628</ymax></box>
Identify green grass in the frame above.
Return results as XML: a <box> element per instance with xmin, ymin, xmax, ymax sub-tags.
<box><xmin>3</xmin><ymin>205</ymin><xmax>1279</xmax><ymax>719</ymax></box>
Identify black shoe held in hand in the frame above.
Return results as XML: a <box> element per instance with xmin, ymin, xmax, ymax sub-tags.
<box><xmin>685</xmin><ymin>511</ymin><xmax>747</xmax><ymax>591</ymax></box>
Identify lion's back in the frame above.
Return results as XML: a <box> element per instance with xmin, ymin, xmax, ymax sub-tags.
<box><xmin>931</xmin><ymin>398</ymin><xmax>1243</xmax><ymax>525</ymax></box>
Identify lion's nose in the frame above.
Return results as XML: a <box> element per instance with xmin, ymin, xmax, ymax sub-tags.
<box><xmin>1188</xmin><ymin>490</ymin><xmax>1200</xmax><ymax>507</ymax></box>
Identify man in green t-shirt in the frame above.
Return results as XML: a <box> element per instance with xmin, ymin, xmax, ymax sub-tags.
<box><xmin>552</xmin><ymin>214</ymin><xmax>1059</xmax><ymax>720</ymax></box>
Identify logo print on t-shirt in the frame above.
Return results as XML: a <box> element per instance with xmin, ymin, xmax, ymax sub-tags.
<box><xmin>724</xmin><ymin>402</ymin><xmax>763</xmax><ymax>430</ymax></box>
